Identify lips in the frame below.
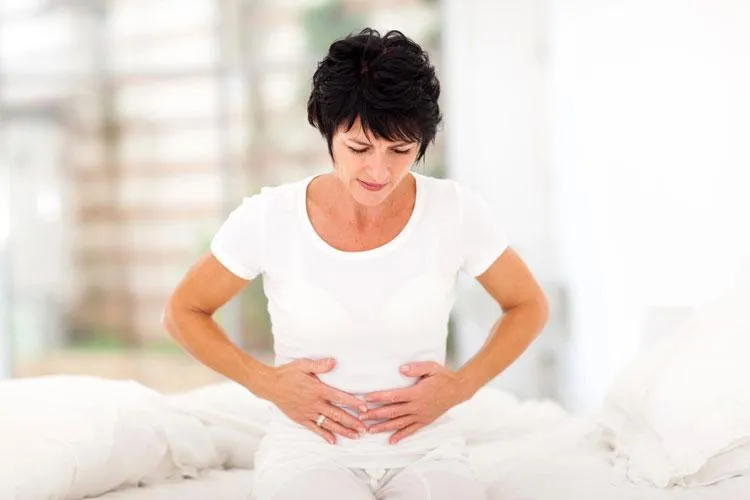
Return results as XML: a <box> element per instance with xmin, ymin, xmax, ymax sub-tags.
<box><xmin>358</xmin><ymin>179</ymin><xmax>387</xmax><ymax>191</ymax></box>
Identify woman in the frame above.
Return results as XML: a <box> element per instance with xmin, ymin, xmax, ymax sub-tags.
<box><xmin>164</xmin><ymin>28</ymin><xmax>548</xmax><ymax>500</ymax></box>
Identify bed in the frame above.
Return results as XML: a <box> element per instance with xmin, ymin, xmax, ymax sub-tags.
<box><xmin>2</xmin><ymin>373</ymin><xmax>749</xmax><ymax>500</ymax></box>
<box><xmin>91</xmin><ymin>419</ymin><xmax>750</xmax><ymax>500</ymax></box>
<box><xmin>3</xmin><ymin>281</ymin><xmax>749</xmax><ymax>499</ymax></box>
<box><xmin>95</xmin><ymin>469</ymin><xmax>255</xmax><ymax>500</ymax></box>
<box><xmin>474</xmin><ymin>418</ymin><xmax>750</xmax><ymax>500</ymax></box>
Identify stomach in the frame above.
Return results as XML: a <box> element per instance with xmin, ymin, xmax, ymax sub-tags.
<box><xmin>263</xmin><ymin>404</ymin><xmax>464</xmax><ymax>468</ymax></box>
<box><xmin>275</xmin><ymin>343</ymin><xmax>446</xmax><ymax>394</ymax></box>
<box><xmin>266</xmin><ymin>349</ymin><xmax>461</xmax><ymax>466</ymax></box>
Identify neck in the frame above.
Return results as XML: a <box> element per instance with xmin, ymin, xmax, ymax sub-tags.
<box><xmin>342</xmin><ymin>174</ymin><xmax>414</xmax><ymax>228</ymax></box>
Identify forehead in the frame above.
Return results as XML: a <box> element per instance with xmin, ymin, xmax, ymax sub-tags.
<box><xmin>336</xmin><ymin>117</ymin><xmax>416</xmax><ymax>144</ymax></box>
<box><xmin>336</xmin><ymin>117</ymin><xmax>370</xmax><ymax>137</ymax></box>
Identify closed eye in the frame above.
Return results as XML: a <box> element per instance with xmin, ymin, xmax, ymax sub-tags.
<box><xmin>346</xmin><ymin>146</ymin><xmax>414</xmax><ymax>155</ymax></box>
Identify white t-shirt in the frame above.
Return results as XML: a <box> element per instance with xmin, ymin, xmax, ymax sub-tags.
<box><xmin>210</xmin><ymin>172</ymin><xmax>508</xmax><ymax>468</ymax></box>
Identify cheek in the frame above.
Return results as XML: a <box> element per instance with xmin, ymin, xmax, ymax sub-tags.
<box><xmin>334</xmin><ymin>150</ymin><xmax>365</xmax><ymax>177</ymax></box>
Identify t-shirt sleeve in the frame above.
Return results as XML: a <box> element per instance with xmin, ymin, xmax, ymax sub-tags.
<box><xmin>209</xmin><ymin>192</ymin><xmax>267</xmax><ymax>280</ymax></box>
<box><xmin>456</xmin><ymin>182</ymin><xmax>510</xmax><ymax>277</ymax></box>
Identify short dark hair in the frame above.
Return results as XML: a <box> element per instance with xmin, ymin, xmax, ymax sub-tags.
<box><xmin>307</xmin><ymin>28</ymin><xmax>441</xmax><ymax>163</ymax></box>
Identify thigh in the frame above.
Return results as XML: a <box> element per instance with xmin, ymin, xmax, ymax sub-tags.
<box><xmin>253</xmin><ymin>451</ymin><xmax>374</xmax><ymax>500</ymax></box>
<box><xmin>376</xmin><ymin>459</ymin><xmax>487</xmax><ymax>500</ymax></box>
<box><xmin>266</xmin><ymin>467</ymin><xmax>375</xmax><ymax>500</ymax></box>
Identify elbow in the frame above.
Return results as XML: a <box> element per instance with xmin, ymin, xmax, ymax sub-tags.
<box><xmin>534</xmin><ymin>289</ymin><xmax>550</xmax><ymax>337</ymax></box>
<box><xmin>161</xmin><ymin>294</ymin><xmax>186</xmax><ymax>344</ymax></box>
<box><xmin>162</xmin><ymin>292</ymin><xmax>213</xmax><ymax>345</ymax></box>
<box><xmin>538</xmin><ymin>289</ymin><xmax>550</xmax><ymax>327</ymax></box>
<box><xmin>524</xmin><ymin>288</ymin><xmax>550</xmax><ymax>336</ymax></box>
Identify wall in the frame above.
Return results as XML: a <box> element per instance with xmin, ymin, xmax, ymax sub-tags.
<box><xmin>549</xmin><ymin>0</ymin><xmax>750</xmax><ymax>411</ymax></box>
<box><xmin>441</xmin><ymin>0</ymin><xmax>563</xmax><ymax>402</ymax></box>
<box><xmin>0</xmin><ymin>148</ymin><xmax>11</xmax><ymax>378</ymax></box>
<box><xmin>444</xmin><ymin>0</ymin><xmax>750</xmax><ymax>411</ymax></box>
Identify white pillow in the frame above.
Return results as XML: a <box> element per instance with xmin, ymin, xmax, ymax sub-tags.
<box><xmin>0</xmin><ymin>375</ymin><xmax>224</xmax><ymax>500</ymax></box>
<box><xmin>600</xmin><ymin>277</ymin><xmax>750</xmax><ymax>487</ymax></box>
<box><xmin>0</xmin><ymin>376</ymin><xmax>171</xmax><ymax>499</ymax></box>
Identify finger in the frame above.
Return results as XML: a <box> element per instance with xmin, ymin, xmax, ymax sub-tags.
<box><xmin>364</xmin><ymin>388</ymin><xmax>414</xmax><ymax>404</ymax></box>
<box><xmin>400</xmin><ymin>361</ymin><xmax>441</xmax><ymax>377</ymax></box>
<box><xmin>303</xmin><ymin>420</ymin><xmax>336</xmax><ymax>445</ymax></box>
<box><xmin>296</xmin><ymin>357</ymin><xmax>336</xmax><ymax>374</ymax></box>
<box><xmin>319</xmin><ymin>404</ymin><xmax>368</xmax><ymax>434</ymax></box>
<box><xmin>390</xmin><ymin>422</ymin><xmax>423</xmax><ymax>445</ymax></box>
<box><xmin>368</xmin><ymin>416</ymin><xmax>416</xmax><ymax>434</ymax></box>
<box><xmin>358</xmin><ymin>403</ymin><xmax>413</xmax><ymax>422</ymax></box>
<box><xmin>320</xmin><ymin>415</ymin><xmax>361</xmax><ymax>440</ymax></box>
<box><xmin>324</xmin><ymin>388</ymin><xmax>369</xmax><ymax>413</ymax></box>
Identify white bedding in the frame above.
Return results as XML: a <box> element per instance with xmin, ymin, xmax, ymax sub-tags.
<box><xmin>93</xmin><ymin>469</ymin><xmax>254</xmax><ymax>500</ymax></box>
<box><xmin>91</xmin><ymin>414</ymin><xmax>750</xmax><ymax>500</ymax></box>
<box><xmin>3</xmin><ymin>376</ymin><xmax>749</xmax><ymax>500</ymax></box>
<box><xmin>600</xmin><ymin>276</ymin><xmax>750</xmax><ymax>488</ymax></box>
<box><xmin>474</xmin><ymin>417</ymin><xmax>750</xmax><ymax>500</ymax></box>
<box><xmin>0</xmin><ymin>376</ymin><xmax>260</xmax><ymax>500</ymax></box>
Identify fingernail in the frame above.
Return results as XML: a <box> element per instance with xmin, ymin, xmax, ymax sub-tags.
<box><xmin>358</xmin><ymin>414</ymin><xmax>366</xmax><ymax>420</ymax></box>
<box><xmin>400</xmin><ymin>364</ymin><xmax>410</xmax><ymax>372</ymax></box>
<box><xmin>359</xmin><ymin>405</ymin><xmax>368</xmax><ymax>413</ymax></box>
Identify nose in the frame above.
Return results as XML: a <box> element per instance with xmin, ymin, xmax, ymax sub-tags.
<box><xmin>365</xmin><ymin>154</ymin><xmax>390</xmax><ymax>184</ymax></box>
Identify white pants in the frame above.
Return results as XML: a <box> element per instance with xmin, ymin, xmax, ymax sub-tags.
<box><xmin>257</xmin><ymin>458</ymin><xmax>487</xmax><ymax>500</ymax></box>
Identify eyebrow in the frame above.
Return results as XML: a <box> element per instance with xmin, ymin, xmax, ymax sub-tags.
<box><xmin>347</xmin><ymin>138</ymin><xmax>414</xmax><ymax>148</ymax></box>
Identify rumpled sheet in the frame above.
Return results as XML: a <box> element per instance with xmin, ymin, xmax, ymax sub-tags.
<box><xmin>4</xmin><ymin>375</ymin><xmax>749</xmax><ymax>500</ymax></box>
<box><xmin>0</xmin><ymin>375</ymin><xmax>566</xmax><ymax>500</ymax></box>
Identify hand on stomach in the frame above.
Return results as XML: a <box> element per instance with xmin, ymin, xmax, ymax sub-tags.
<box><xmin>266</xmin><ymin>357</ymin><xmax>370</xmax><ymax>445</ymax></box>
<box><xmin>292</xmin><ymin>355</ymin><xmax>457</xmax><ymax>446</ymax></box>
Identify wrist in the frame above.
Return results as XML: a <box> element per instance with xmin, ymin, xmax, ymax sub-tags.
<box><xmin>454</xmin><ymin>368</ymin><xmax>482</xmax><ymax>403</ymax></box>
<box><xmin>242</xmin><ymin>358</ymin><xmax>278</xmax><ymax>402</ymax></box>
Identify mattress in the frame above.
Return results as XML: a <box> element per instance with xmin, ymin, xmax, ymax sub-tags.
<box><xmin>94</xmin><ymin>469</ymin><xmax>255</xmax><ymax>500</ymax></box>
<box><xmin>95</xmin><ymin>420</ymin><xmax>750</xmax><ymax>500</ymax></box>
<box><xmin>474</xmin><ymin>418</ymin><xmax>750</xmax><ymax>500</ymax></box>
<box><xmin>491</xmin><ymin>456</ymin><xmax>750</xmax><ymax>500</ymax></box>
<box><xmin>4</xmin><ymin>377</ymin><xmax>749</xmax><ymax>500</ymax></box>
<box><xmin>94</xmin><ymin>455</ymin><xmax>750</xmax><ymax>500</ymax></box>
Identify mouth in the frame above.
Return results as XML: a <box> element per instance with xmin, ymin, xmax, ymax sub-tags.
<box><xmin>358</xmin><ymin>179</ymin><xmax>388</xmax><ymax>191</ymax></box>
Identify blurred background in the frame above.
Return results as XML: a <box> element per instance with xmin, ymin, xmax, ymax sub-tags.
<box><xmin>0</xmin><ymin>0</ymin><xmax>748</xmax><ymax>413</ymax></box>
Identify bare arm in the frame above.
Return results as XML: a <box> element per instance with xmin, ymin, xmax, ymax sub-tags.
<box><xmin>161</xmin><ymin>252</ymin><xmax>276</xmax><ymax>400</ymax></box>
<box><xmin>360</xmin><ymin>247</ymin><xmax>549</xmax><ymax>444</ymax></box>
<box><xmin>455</xmin><ymin>247</ymin><xmax>549</xmax><ymax>400</ymax></box>
<box><xmin>162</xmin><ymin>252</ymin><xmax>368</xmax><ymax>442</ymax></box>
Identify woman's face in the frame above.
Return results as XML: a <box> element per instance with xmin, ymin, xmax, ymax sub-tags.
<box><xmin>330</xmin><ymin>118</ymin><xmax>420</xmax><ymax>207</ymax></box>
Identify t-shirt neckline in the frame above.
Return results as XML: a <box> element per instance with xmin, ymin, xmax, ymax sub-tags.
<box><xmin>298</xmin><ymin>172</ymin><xmax>425</xmax><ymax>259</ymax></box>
